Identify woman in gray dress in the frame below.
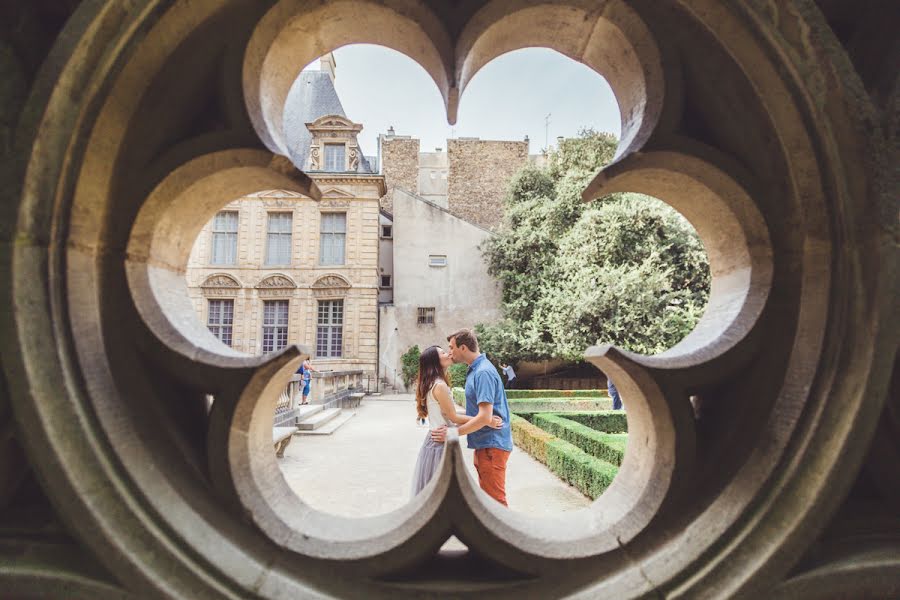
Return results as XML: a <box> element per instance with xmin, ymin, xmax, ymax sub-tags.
<box><xmin>410</xmin><ymin>345</ymin><xmax>502</xmax><ymax>497</ymax></box>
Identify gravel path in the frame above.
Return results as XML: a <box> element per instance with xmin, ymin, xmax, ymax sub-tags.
<box><xmin>279</xmin><ymin>394</ymin><xmax>591</xmax><ymax>519</ymax></box>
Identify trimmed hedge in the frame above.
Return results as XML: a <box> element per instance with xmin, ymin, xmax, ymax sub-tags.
<box><xmin>562</xmin><ymin>411</ymin><xmax>629</xmax><ymax>434</ymax></box>
<box><xmin>509</xmin><ymin>398</ymin><xmax>612</xmax><ymax>413</ymax></box>
<box><xmin>506</xmin><ymin>389</ymin><xmax>607</xmax><ymax>399</ymax></box>
<box><xmin>532</xmin><ymin>413</ymin><xmax>627</xmax><ymax>466</ymax></box>
<box><xmin>547</xmin><ymin>439</ymin><xmax>619</xmax><ymax>499</ymax></box>
<box><xmin>510</xmin><ymin>414</ymin><xmax>554</xmax><ymax>464</ymax></box>
<box><xmin>510</xmin><ymin>415</ymin><xmax>619</xmax><ymax>499</ymax></box>
<box><xmin>453</xmin><ymin>388</ymin><xmax>613</xmax><ymax>413</ymax></box>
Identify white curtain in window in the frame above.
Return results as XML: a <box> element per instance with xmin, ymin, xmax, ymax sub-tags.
<box><xmin>265</xmin><ymin>212</ymin><xmax>292</xmax><ymax>265</ymax></box>
<box><xmin>324</xmin><ymin>144</ymin><xmax>345</xmax><ymax>172</ymax></box>
<box><xmin>319</xmin><ymin>213</ymin><xmax>346</xmax><ymax>265</ymax></box>
<box><xmin>211</xmin><ymin>211</ymin><xmax>238</xmax><ymax>265</ymax></box>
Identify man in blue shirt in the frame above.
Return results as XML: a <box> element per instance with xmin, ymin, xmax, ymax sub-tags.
<box><xmin>431</xmin><ymin>328</ymin><xmax>513</xmax><ymax>506</ymax></box>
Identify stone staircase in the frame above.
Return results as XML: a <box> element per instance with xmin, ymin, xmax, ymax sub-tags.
<box><xmin>294</xmin><ymin>403</ymin><xmax>356</xmax><ymax>435</ymax></box>
<box><xmin>379</xmin><ymin>378</ymin><xmax>402</xmax><ymax>395</ymax></box>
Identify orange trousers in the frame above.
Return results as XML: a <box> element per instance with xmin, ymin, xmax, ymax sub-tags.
<box><xmin>473</xmin><ymin>448</ymin><xmax>511</xmax><ymax>506</ymax></box>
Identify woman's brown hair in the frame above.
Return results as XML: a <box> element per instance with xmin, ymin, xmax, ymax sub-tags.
<box><xmin>415</xmin><ymin>345</ymin><xmax>449</xmax><ymax>420</ymax></box>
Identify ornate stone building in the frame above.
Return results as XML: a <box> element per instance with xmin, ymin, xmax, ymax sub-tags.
<box><xmin>185</xmin><ymin>179</ymin><xmax>382</xmax><ymax>374</ymax></box>
<box><xmin>184</xmin><ymin>58</ymin><xmax>383</xmax><ymax>375</ymax></box>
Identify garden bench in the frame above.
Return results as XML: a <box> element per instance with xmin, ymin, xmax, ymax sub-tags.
<box><xmin>347</xmin><ymin>392</ymin><xmax>365</xmax><ymax>408</ymax></box>
<box><xmin>273</xmin><ymin>426</ymin><xmax>298</xmax><ymax>458</ymax></box>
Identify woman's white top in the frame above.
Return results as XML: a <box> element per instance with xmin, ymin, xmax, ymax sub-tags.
<box><xmin>426</xmin><ymin>383</ymin><xmax>454</xmax><ymax>430</ymax></box>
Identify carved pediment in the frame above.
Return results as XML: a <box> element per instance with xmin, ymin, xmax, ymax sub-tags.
<box><xmin>308</xmin><ymin>115</ymin><xmax>357</xmax><ymax>130</ymax></box>
<box><xmin>257</xmin><ymin>275</ymin><xmax>296</xmax><ymax>288</ymax></box>
<box><xmin>312</xmin><ymin>274</ymin><xmax>351</xmax><ymax>289</ymax></box>
<box><xmin>320</xmin><ymin>187</ymin><xmax>354</xmax><ymax>199</ymax></box>
<box><xmin>201</xmin><ymin>274</ymin><xmax>240</xmax><ymax>288</ymax></box>
<box><xmin>249</xmin><ymin>189</ymin><xmax>305</xmax><ymax>198</ymax></box>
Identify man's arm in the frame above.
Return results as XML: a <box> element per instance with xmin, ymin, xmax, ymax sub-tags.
<box><xmin>431</xmin><ymin>402</ymin><xmax>495</xmax><ymax>443</ymax></box>
<box><xmin>456</xmin><ymin>402</ymin><xmax>494</xmax><ymax>436</ymax></box>
<box><xmin>432</xmin><ymin>370</ymin><xmax>502</xmax><ymax>442</ymax></box>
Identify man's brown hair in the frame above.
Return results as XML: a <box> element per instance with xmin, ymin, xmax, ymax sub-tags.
<box><xmin>447</xmin><ymin>328</ymin><xmax>479</xmax><ymax>353</ymax></box>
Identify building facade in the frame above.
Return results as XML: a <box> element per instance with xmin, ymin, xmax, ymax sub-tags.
<box><xmin>378</xmin><ymin>188</ymin><xmax>502</xmax><ymax>388</ymax></box>
<box><xmin>185</xmin><ymin>175</ymin><xmax>383</xmax><ymax>375</ymax></box>
<box><xmin>184</xmin><ymin>56</ymin><xmax>383</xmax><ymax>376</ymax></box>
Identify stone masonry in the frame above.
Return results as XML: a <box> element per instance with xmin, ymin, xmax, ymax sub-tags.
<box><xmin>447</xmin><ymin>138</ymin><xmax>528</xmax><ymax>230</ymax></box>
<box><xmin>378</xmin><ymin>136</ymin><xmax>419</xmax><ymax>213</ymax></box>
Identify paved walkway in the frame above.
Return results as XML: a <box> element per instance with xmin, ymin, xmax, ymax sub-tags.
<box><xmin>279</xmin><ymin>395</ymin><xmax>591</xmax><ymax>519</ymax></box>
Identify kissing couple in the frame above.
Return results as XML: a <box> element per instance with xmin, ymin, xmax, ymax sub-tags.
<box><xmin>410</xmin><ymin>328</ymin><xmax>513</xmax><ymax>506</ymax></box>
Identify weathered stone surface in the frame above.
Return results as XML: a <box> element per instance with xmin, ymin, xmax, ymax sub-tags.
<box><xmin>446</xmin><ymin>138</ymin><xmax>528</xmax><ymax>229</ymax></box>
<box><xmin>0</xmin><ymin>0</ymin><xmax>896</xmax><ymax>598</ymax></box>
<box><xmin>379</xmin><ymin>136</ymin><xmax>420</xmax><ymax>213</ymax></box>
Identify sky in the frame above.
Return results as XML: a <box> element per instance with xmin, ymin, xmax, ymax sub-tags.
<box><xmin>304</xmin><ymin>45</ymin><xmax>621</xmax><ymax>157</ymax></box>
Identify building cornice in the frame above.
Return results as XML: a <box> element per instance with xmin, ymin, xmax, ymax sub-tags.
<box><xmin>309</xmin><ymin>173</ymin><xmax>386</xmax><ymax>196</ymax></box>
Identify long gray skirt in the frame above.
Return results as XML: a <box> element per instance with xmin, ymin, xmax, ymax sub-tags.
<box><xmin>411</xmin><ymin>433</ymin><xmax>445</xmax><ymax>497</ymax></box>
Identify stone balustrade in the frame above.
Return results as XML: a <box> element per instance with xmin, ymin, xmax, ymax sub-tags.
<box><xmin>309</xmin><ymin>369</ymin><xmax>365</xmax><ymax>407</ymax></box>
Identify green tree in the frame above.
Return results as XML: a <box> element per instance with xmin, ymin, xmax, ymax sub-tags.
<box><xmin>448</xmin><ymin>362</ymin><xmax>468</xmax><ymax>389</ymax></box>
<box><xmin>478</xmin><ymin>130</ymin><xmax>710</xmax><ymax>363</ymax></box>
<box><xmin>400</xmin><ymin>345</ymin><xmax>420</xmax><ymax>388</ymax></box>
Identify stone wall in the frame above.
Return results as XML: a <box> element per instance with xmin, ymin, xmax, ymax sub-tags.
<box><xmin>378</xmin><ymin>136</ymin><xmax>419</xmax><ymax>213</ymax></box>
<box><xmin>447</xmin><ymin>139</ymin><xmax>528</xmax><ymax>229</ymax></box>
<box><xmin>5</xmin><ymin>1</ymin><xmax>897</xmax><ymax>599</ymax></box>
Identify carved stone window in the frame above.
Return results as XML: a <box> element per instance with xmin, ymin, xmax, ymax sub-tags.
<box><xmin>316</xmin><ymin>299</ymin><xmax>343</xmax><ymax>358</ymax></box>
<box><xmin>323</xmin><ymin>143</ymin><xmax>345</xmax><ymax>172</ymax></box>
<box><xmin>9</xmin><ymin>4</ymin><xmax>893</xmax><ymax>600</ymax></box>
<box><xmin>265</xmin><ymin>212</ymin><xmax>292</xmax><ymax>266</ymax></box>
<box><xmin>206</xmin><ymin>299</ymin><xmax>233</xmax><ymax>347</ymax></box>
<box><xmin>210</xmin><ymin>211</ymin><xmax>238</xmax><ymax>265</ymax></box>
<box><xmin>319</xmin><ymin>213</ymin><xmax>346</xmax><ymax>265</ymax></box>
<box><xmin>261</xmin><ymin>300</ymin><xmax>288</xmax><ymax>354</ymax></box>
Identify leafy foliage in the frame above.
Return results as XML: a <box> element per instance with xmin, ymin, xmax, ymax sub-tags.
<box><xmin>479</xmin><ymin>129</ymin><xmax>710</xmax><ymax>362</ymax></box>
<box><xmin>447</xmin><ymin>362</ymin><xmax>468</xmax><ymax>389</ymax></box>
<box><xmin>400</xmin><ymin>345</ymin><xmax>420</xmax><ymax>388</ymax></box>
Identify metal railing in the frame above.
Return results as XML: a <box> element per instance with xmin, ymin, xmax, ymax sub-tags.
<box><xmin>380</xmin><ymin>365</ymin><xmax>403</xmax><ymax>392</ymax></box>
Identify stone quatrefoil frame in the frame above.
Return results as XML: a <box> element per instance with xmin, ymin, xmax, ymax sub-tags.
<box><xmin>3</xmin><ymin>0</ymin><xmax>897</xmax><ymax>598</ymax></box>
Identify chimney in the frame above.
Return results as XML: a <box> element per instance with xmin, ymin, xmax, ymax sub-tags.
<box><xmin>387</xmin><ymin>126</ymin><xmax>395</xmax><ymax>137</ymax></box>
<box><xmin>320</xmin><ymin>52</ymin><xmax>336</xmax><ymax>83</ymax></box>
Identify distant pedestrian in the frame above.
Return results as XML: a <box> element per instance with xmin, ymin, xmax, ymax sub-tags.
<box><xmin>300</xmin><ymin>358</ymin><xmax>317</xmax><ymax>405</ymax></box>
<box><xmin>500</xmin><ymin>363</ymin><xmax>517</xmax><ymax>389</ymax></box>
<box><xmin>607</xmin><ymin>377</ymin><xmax>623</xmax><ymax>411</ymax></box>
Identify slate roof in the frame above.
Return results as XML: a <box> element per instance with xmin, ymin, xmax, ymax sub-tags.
<box><xmin>283</xmin><ymin>70</ymin><xmax>376</xmax><ymax>174</ymax></box>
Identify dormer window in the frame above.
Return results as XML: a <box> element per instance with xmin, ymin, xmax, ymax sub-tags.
<box><xmin>324</xmin><ymin>143</ymin><xmax>346</xmax><ymax>172</ymax></box>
